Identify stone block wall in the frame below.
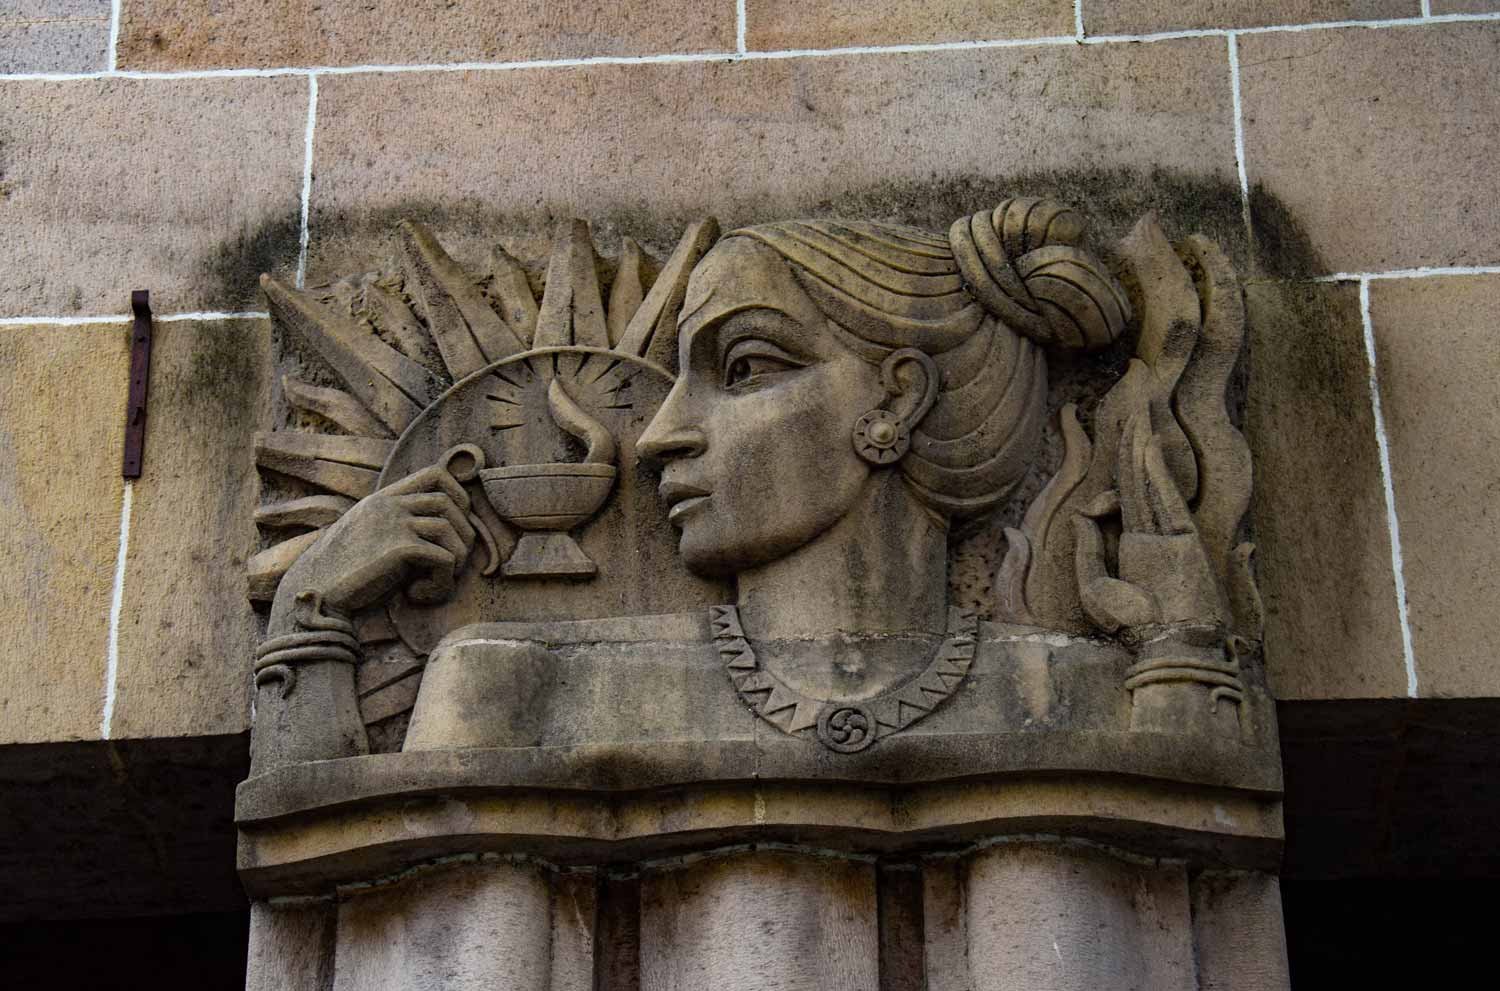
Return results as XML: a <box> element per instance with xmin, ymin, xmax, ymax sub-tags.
<box><xmin>2</xmin><ymin>6</ymin><xmax>1498</xmax><ymax>913</ymax></box>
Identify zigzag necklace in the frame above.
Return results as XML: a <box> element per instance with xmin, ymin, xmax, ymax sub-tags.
<box><xmin>709</xmin><ymin>605</ymin><xmax>979</xmax><ymax>753</ymax></box>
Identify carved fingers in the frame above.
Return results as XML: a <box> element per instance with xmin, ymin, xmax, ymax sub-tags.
<box><xmin>302</xmin><ymin>464</ymin><xmax>483</xmax><ymax>611</ymax></box>
<box><xmin>400</xmin><ymin>492</ymin><xmax>477</xmax><ymax>550</ymax></box>
<box><xmin>376</xmin><ymin>464</ymin><xmax>483</xmax><ymax>601</ymax></box>
<box><xmin>384</xmin><ymin>464</ymin><xmax>472</xmax><ymax>510</ymax></box>
<box><xmin>393</xmin><ymin>492</ymin><xmax>478</xmax><ymax>605</ymax></box>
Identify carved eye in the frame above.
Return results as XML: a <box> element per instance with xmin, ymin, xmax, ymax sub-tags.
<box><xmin>722</xmin><ymin>339</ymin><xmax>802</xmax><ymax>389</ymax></box>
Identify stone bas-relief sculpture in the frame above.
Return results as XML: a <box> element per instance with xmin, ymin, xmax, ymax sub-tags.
<box><xmin>239</xmin><ymin>201</ymin><xmax>1289</xmax><ymax>990</ymax></box>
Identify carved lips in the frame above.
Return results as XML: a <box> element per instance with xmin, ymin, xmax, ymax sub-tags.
<box><xmin>659</xmin><ymin>480</ymin><xmax>710</xmax><ymax>525</ymax></box>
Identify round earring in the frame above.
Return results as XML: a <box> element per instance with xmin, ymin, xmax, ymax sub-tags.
<box><xmin>852</xmin><ymin>409</ymin><xmax>910</xmax><ymax>465</ymax></box>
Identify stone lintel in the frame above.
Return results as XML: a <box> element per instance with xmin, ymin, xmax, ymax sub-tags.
<box><xmin>236</xmin><ymin>742</ymin><xmax>1283</xmax><ymax>897</ymax></box>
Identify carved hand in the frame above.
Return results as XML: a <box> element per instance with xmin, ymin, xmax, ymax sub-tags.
<box><xmin>1073</xmin><ymin>406</ymin><xmax>1229</xmax><ymax>638</ymax></box>
<box><xmin>277</xmin><ymin>465</ymin><xmax>478</xmax><ymax>620</ymax></box>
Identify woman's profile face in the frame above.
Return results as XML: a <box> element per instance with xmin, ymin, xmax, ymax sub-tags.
<box><xmin>636</xmin><ymin>238</ymin><xmax>887</xmax><ymax>576</ymax></box>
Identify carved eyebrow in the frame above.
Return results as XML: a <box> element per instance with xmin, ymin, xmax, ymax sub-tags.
<box><xmin>712</xmin><ymin>308</ymin><xmax>813</xmax><ymax>364</ymax></box>
<box><xmin>682</xmin><ymin>303</ymin><xmax>803</xmax><ymax>369</ymax></box>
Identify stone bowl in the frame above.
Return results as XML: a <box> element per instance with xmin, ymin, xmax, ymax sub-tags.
<box><xmin>479</xmin><ymin>462</ymin><xmax>618</xmax><ymax>532</ymax></box>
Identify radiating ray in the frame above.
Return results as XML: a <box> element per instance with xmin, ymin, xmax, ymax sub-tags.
<box><xmin>356</xmin><ymin>654</ymin><xmax>425</xmax><ymax>697</ymax></box>
<box><xmin>488</xmin><ymin>244</ymin><xmax>540</xmax><ymax>345</ymax></box>
<box><xmin>616</xmin><ymin>217</ymin><xmax>720</xmax><ymax>372</ymax></box>
<box><xmin>252</xmin><ymin>217</ymin><xmax>716</xmax><ymax>607</ymax></box>
<box><xmin>587</xmin><ymin>357</ymin><xmax>623</xmax><ymax>385</ymax></box>
<box><xmin>255</xmin><ymin>494</ymin><xmax>354</xmax><ymax>529</ymax></box>
<box><xmin>486</xmin><ymin>374</ymin><xmax>525</xmax><ymax>396</ymax></box>
<box><xmin>255</xmin><ymin>432</ymin><xmax>383</xmax><ymax>499</ymax></box>
<box><xmin>533</xmin><ymin>219</ymin><xmax>610</xmax><ymax>349</ymax></box>
<box><xmin>258</xmin><ymin>430</ymin><xmax>394</xmax><ymax>469</ymax></box>
<box><xmin>400</xmin><ymin>221</ymin><xmax>527</xmax><ymax>377</ymax></box>
<box><xmin>248</xmin><ymin>530</ymin><xmax>323</xmax><ymax>602</ymax></box>
<box><xmin>607</xmin><ymin>237</ymin><xmax>646</xmax><ymax>347</ymax></box>
<box><xmin>283</xmin><ymin>375</ymin><xmax>394</xmax><ymax>438</ymax></box>
<box><xmin>261</xmin><ymin>275</ymin><xmax>436</xmax><ymax>435</ymax></box>
<box><xmin>601</xmin><ymin>371</ymin><xmax>637</xmax><ymax>396</ymax></box>
<box><xmin>362</xmin><ymin>280</ymin><xmax>437</xmax><ymax>368</ymax></box>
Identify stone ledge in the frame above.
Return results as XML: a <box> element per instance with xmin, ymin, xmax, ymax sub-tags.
<box><xmin>237</xmin><ymin>730</ymin><xmax>1284</xmax><ymax>825</ymax></box>
<box><xmin>237</xmin><ymin>769</ymin><xmax>1283</xmax><ymax>897</ymax></box>
<box><xmin>235</xmin><ymin>727</ymin><xmax>1285</xmax><ymax>895</ymax></box>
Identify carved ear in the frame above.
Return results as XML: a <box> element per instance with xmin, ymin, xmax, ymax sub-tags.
<box><xmin>881</xmin><ymin>348</ymin><xmax>940</xmax><ymax>432</ymax></box>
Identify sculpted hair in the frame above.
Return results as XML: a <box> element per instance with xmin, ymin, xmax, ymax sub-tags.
<box><xmin>728</xmin><ymin>199</ymin><xmax>1130</xmax><ymax>520</ymax></box>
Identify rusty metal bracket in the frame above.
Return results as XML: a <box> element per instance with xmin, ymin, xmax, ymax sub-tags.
<box><xmin>122</xmin><ymin>290</ymin><xmax>153</xmax><ymax>479</ymax></box>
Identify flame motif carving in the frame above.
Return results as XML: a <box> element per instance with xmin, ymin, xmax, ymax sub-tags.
<box><xmin>479</xmin><ymin>376</ymin><xmax>620</xmax><ymax>578</ymax></box>
<box><xmin>249</xmin><ymin>217</ymin><xmax>720</xmax><ymax>602</ymax></box>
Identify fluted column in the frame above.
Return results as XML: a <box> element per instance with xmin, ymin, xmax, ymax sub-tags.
<box><xmin>639</xmin><ymin>850</ymin><xmax>879</xmax><ymax>991</ymax></box>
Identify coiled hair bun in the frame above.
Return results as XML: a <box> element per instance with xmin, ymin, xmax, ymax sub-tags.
<box><xmin>948</xmin><ymin>198</ymin><xmax>1130</xmax><ymax>351</ymax></box>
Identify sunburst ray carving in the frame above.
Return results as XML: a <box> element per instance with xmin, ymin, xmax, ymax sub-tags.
<box><xmin>399</xmin><ymin>220</ymin><xmax>527</xmax><ymax>375</ymax></box>
<box><xmin>534</xmin><ymin>219</ymin><xmax>610</xmax><ymax>349</ymax></box>
<box><xmin>249</xmin><ymin>217</ymin><xmax>718</xmax><ymax>602</ymax></box>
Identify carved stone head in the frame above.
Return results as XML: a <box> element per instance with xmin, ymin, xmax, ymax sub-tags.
<box><xmin>639</xmin><ymin>201</ymin><xmax>1130</xmax><ymax>584</ymax></box>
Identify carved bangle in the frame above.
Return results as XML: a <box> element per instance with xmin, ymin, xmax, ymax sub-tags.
<box><xmin>254</xmin><ymin>644</ymin><xmax>360</xmax><ymax>672</ymax></box>
<box><xmin>1123</xmin><ymin>653</ymin><xmax>1246</xmax><ymax>697</ymax></box>
<box><xmin>253</xmin><ymin>590</ymin><xmax>362</xmax><ymax>679</ymax></box>
<box><xmin>256</xmin><ymin>629</ymin><xmax>360</xmax><ymax>658</ymax></box>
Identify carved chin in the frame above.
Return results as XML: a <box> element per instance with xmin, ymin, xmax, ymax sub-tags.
<box><xmin>675</xmin><ymin>517</ymin><xmax>825</xmax><ymax>578</ymax></box>
<box><xmin>676</xmin><ymin>526</ymin><xmax>756</xmax><ymax>578</ymax></box>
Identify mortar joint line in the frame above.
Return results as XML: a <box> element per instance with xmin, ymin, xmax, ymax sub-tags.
<box><xmin>1312</xmin><ymin>265</ymin><xmax>1500</xmax><ymax>283</ymax></box>
<box><xmin>1079</xmin><ymin>11</ymin><xmax>1500</xmax><ymax>44</ymax></box>
<box><xmin>7</xmin><ymin>12</ymin><xmax>1500</xmax><ymax>84</ymax></box>
<box><xmin>1074</xmin><ymin>0</ymin><xmax>1086</xmax><ymax>41</ymax></box>
<box><xmin>736</xmin><ymin>0</ymin><xmax>747</xmax><ymax>55</ymax></box>
<box><xmin>102</xmin><ymin>479</ymin><xmax>134</xmax><ymax>739</ymax></box>
<box><xmin>1422</xmin><ymin>0</ymin><xmax>1433</xmax><ymax>17</ymax></box>
<box><xmin>1358</xmin><ymin>277</ymin><xmax>1420</xmax><ymax>698</ymax></box>
<box><xmin>1226</xmin><ymin>33</ymin><xmax>1253</xmax><ymax>249</ymax></box>
<box><xmin>296</xmin><ymin>74</ymin><xmax>319</xmax><ymax>289</ymax></box>
<box><xmin>106</xmin><ymin>0</ymin><xmax>121</xmax><ymax>72</ymax></box>
<box><xmin>0</xmin><ymin>311</ymin><xmax>271</xmax><ymax>326</ymax></box>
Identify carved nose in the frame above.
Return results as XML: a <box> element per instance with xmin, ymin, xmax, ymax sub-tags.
<box><xmin>637</xmin><ymin>423</ymin><xmax>707</xmax><ymax>464</ymax></box>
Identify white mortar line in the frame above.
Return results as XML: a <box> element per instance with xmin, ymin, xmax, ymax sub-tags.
<box><xmin>296</xmin><ymin>74</ymin><xmax>319</xmax><ymax>289</ymax></box>
<box><xmin>0</xmin><ymin>52</ymin><xmax>733</xmax><ymax>83</ymax></box>
<box><xmin>4</xmin><ymin>12</ymin><xmax>1499</xmax><ymax>83</ymax></box>
<box><xmin>1226</xmin><ymin>34</ymin><xmax>1252</xmax><ymax>244</ymax></box>
<box><xmin>1422</xmin><ymin>1</ymin><xmax>1433</xmax><ymax>17</ymax></box>
<box><xmin>723</xmin><ymin>36</ymin><xmax>1080</xmax><ymax>60</ymax></box>
<box><xmin>736</xmin><ymin>0</ymin><xmax>747</xmax><ymax>54</ymax></box>
<box><xmin>0</xmin><ymin>314</ymin><xmax>127</xmax><ymax>326</ymax></box>
<box><xmin>1359</xmin><ymin>278</ymin><xmax>1420</xmax><ymax>698</ymax></box>
<box><xmin>0</xmin><ymin>311</ymin><xmax>269</xmax><ymax>326</ymax></box>
<box><xmin>1074</xmin><ymin>0</ymin><xmax>1086</xmax><ymax>40</ymax></box>
<box><xmin>158</xmin><ymin>309</ymin><xmax>272</xmax><ymax>322</ymax></box>
<box><xmin>1082</xmin><ymin>11</ymin><xmax>1500</xmax><ymax>43</ymax></box>
<box><xmin>106</xmin><ymin>0</ymin><xmax>121</xmax><ymax>72</ymax></box>
<box><xmin>1314</xmin><ymin>265</ymin><xmax>1500</xmax><ymax>283</ymax></box>
<box><xmin>101</xmin><ymin>480</ymin><xmax>134</xmax><ymax>739</ymax></box>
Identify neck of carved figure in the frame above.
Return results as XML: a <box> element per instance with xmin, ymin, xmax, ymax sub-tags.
<box><xmin>734</xmin><ymin>471</ymin><xmax>948</xmax><ymax>639</ymax></box>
